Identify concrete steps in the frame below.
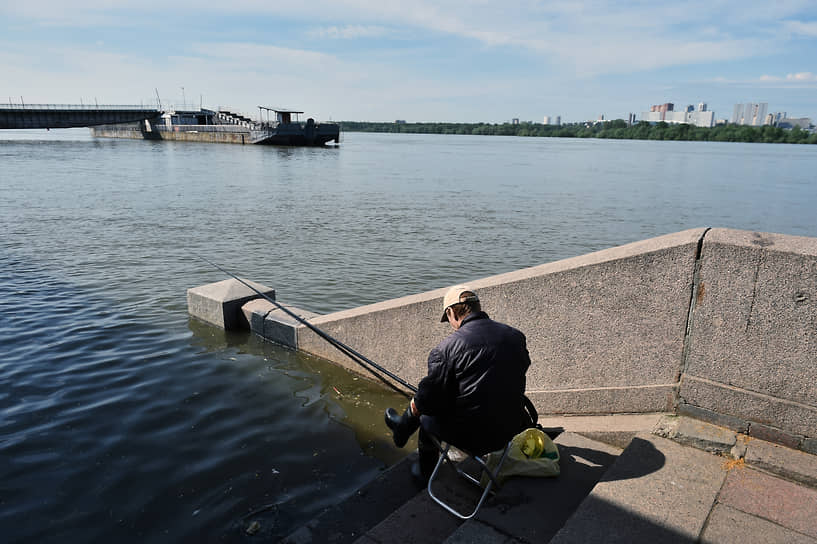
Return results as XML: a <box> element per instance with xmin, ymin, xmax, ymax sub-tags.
<box><xmin>444</xmin><ymin>432</ymin><xmax>623</xmax><ymax>544</ymax></box>
<box><xmin>282</xmin><ymin>415</ymin><xmax>817</xmax><ymax>543</ymax></box>
<box><xmin>282</xmin><ymin>432</ymin><xmax>623</xmax><ymax>544</ymax></box>
<box><xmin>280</xmin><ymin>454</ymin><xmax>423</xmax><ymax>544</ymax></box>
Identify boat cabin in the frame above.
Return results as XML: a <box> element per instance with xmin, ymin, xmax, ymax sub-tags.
<box><xmin>258</xmin><ymin>106</ymin><xmax>304</xmax><ymax>126</ymax></box>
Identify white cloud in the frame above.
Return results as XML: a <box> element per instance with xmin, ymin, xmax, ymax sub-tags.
<box><xmin>756</xmin><ymin>72</ymin><xmax>817</xmax><ymax>85</ymax></box>
<box><xmin>784</xmin><ymin>20</ymin><xmax>817</xmax><ymax>37</ymax></box>
<box><xmin>786</xmin><ymin>71</ymin><xmax>817</xmax><ymax>81</ymax></box>
<box><xmin>311</xmin><ymin>25</ymin><xmax>390</xmax><ymax>39</ymax></box>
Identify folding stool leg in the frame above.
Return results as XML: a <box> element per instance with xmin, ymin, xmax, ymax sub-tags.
<box><xmin>426</xmin><ymin>440</ymin><xmax>513</xmax><ymax>520</ymax></box>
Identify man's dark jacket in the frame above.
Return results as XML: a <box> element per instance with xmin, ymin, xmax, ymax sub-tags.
<box><xmin>413</xmin><ymin>311</ymin><xmax>532</xmax><ymax>454</ymax></box>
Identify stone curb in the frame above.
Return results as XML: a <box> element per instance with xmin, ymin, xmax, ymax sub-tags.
<box><xmin>654</xmin><ymin>415</ymin><xmax>817</xmax><ymax>489</ymax></box>
<box><xmin>538</xmin><ymin>413</ymin><xmax>817</xmax><ymax>489</ymax></box>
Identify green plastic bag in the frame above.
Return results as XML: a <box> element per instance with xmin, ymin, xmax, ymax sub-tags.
<box><xmin>481</xmin><ymin>428</ymin><xmax>560</xmax><ymax>487</ymax></box>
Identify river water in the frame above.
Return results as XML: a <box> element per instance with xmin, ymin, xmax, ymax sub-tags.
<box><xmin>1</xmin><ymin>129</ymin><xmax>816</xmax><ymax>542</ymax></box>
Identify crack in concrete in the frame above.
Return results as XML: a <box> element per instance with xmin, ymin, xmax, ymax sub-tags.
<box><xmin>677</xmin><ymin>228</ymin><xmax>712</xmax><ymax>389</ymax></box>
<box><xmin>745</xmin><ymin>255</ymin><xmax>762</xmax><ymax>333</ymax></box>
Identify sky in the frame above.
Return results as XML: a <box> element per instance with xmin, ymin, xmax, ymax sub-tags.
<box><xmin>2</xmin><ymin>1</ymin><xmax>817</xmax><ymax>123</ymax></box>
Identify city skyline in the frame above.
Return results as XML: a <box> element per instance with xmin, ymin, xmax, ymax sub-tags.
<box><xmin>2</xmin><ymin>1</ymin><xmax>817</xmax><ymax>124</ymax></box>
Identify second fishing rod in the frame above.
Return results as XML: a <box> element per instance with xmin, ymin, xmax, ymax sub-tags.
<box><xmin>194</xmin><ymin>254</ymin><xmax>418</xmax><ymax>397</ymax></box>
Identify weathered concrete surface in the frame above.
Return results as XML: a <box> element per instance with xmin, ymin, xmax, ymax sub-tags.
<box><xmin>677</xmin><ymin>402</ymin><xmax>749</xmax><ymax>434</ymax></box>
<box><xmin>744</xmin><ymin>438</ymin><xmax>817</xmax><ymax>488</ymax></box>
<box><xmin>682</xmin><ymin>228</ymin><xmax>817</xmax><ymax>443</ymax></box>
<box><xmin>701</xmin><ymin>504</ymin><xmax>817</xmax><ymax>544</ymax></box>
<box><xmin>298</xmin><ymin>229</ymin><xmax>706</xmax><ymax>414</ymax></box>
<box><xmin>718</xmin><ymin>467</ymin><xmax>817</xmax><ymax>540</ymax></box>
<box><xmin>186</xmin><ymin>278</ymin><xmax>274</xmax><ymax>330</ymax></box>
<box><xmin>653</xmin><ymin>415</ymin><xmax>737</xmax><ymax>455</ymax></box>
<box><xmin>241</xmin><ymin>299</ymin><xmax>321</xmax><ymax>349</ymax></box>
<box><xmin>550</xmin><ymin>434</ymin><xmax>727</xmax><ymax>543</ymax></box>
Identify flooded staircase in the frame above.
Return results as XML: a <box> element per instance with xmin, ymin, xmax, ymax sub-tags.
<box><xmin>277</xmin><ymin>415</ymin><xmax>817</xmax><ymax>543</ymax></box>
<box><xmin>279</xmin><ymin>431</ymin><xmax>623</xmax><ymax>544</ymax></box>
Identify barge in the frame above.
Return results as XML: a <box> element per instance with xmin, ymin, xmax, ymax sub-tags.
<box><xmin>90</xmin><ymin>106</ymin><xmax>340</xmax><ymax>146</ymax></box>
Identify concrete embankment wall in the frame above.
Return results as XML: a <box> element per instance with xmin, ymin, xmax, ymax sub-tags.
<box><xmin>297</xmin><ymin>229</ymin><xmax>705</xmax><ymax>417</ymax></box>
<box><xmin>681</xmin><ymin>229</ymin><xmax>817</xmax><ymax>451</ymax></box>
<box><xmin>193</xmin><ymin>227</ymin><xmax>817</xmax><ymax>453</ymax></box>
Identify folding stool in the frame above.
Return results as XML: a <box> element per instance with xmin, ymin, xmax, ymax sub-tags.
<box><xmin>425</xmin><ymin>436</ymin><xmax>513</xmax><ymax>520</ymax></box>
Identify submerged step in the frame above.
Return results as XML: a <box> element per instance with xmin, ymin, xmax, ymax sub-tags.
<box><xmin>281</xmin><ymin>454</ymin><xmax>422</xmax><ymax>544</ymax></box>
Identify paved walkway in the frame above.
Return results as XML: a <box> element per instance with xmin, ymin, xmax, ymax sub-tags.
<box><xmin>283</xmin><ymin>414</ymin><xmax>817</xmax><ymax>543</ymax></box>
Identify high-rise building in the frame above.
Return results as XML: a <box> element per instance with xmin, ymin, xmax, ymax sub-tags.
<box><xmin>732</xmin><ymin>102</ymin><xmax>769</xmax><ymax>125</ymax></box>
<box><xmin>640</xmin><ymin>101</ymin><xmax>713</xmax><ymax>127</ymax></box>
<box><xmin>731</xmin><ymin>104</ymin><xmax>743</xmax><ymax>124</ymax></box>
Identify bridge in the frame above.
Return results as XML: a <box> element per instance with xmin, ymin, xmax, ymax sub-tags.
<box><xmin>0</xmin><ymin>104</ymin><xmax>161</xmax><ymax>129</ymax></box>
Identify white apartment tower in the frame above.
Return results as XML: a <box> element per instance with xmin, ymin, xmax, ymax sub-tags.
<box><xmin>733</xmin><ymin>102</ymin><xmax>769</xmax><ymax>125</ymax></box>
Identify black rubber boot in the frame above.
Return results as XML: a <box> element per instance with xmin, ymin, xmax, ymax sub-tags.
<box><xmin>384</xmin><ymin>406</ymin><xmax>420</xmax><ymax>448</ymax></box>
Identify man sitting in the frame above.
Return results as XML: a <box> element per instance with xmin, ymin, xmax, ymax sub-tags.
<box><xmin>385</xmin><ymin>285</ymin><xmax>535</xmax><ymax>482</ymax></box>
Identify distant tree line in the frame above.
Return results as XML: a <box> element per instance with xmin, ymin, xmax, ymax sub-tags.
<box><xmin>339</xmin><ymin>120</ymin><xmax>817</xmax><ymax>144</ymax></box>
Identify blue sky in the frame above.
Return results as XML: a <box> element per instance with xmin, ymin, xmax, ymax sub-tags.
<box><xmin>2</xmin><ymin>1</ymin><xmax>816</xmax><ymax>123</ymax></box>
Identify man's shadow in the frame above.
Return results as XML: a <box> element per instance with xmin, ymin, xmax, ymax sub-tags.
<box><xmin>477</xmin><ymin>436</ymin><xmax>666</xmax><ymax>543</ymax></box>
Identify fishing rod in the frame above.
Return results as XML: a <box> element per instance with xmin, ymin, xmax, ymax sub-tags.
<box><xmin>193</xmin><ymin>254</ymin><xmax>418</xmax><ymax>396</ymax></box>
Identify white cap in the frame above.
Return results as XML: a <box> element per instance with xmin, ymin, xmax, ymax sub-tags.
<box><xmin>440</xmin><ymin>285</ymin><xmax>479</xmax><ymax>322</ymax></box>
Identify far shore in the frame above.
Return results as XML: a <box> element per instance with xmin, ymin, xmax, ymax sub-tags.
<box><xmin>340</xmin><ymin>120</ymin><xmax>817</xmax><ymax>144</ymax></box>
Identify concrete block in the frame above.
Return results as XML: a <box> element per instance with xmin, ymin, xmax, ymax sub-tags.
<box><xmin>187</xmin><ymin>278</ymin><xmax>274</xmax><ymax>330</ymax></box>
<box><xmin>262</xmin><ymin>305</ymin><xmax>321</xmax><ymax>349</ymax></box>
<box><xmin>701</xmin><ymin>504</ymin><xmax>817</xmax><ymax>544</ymax></box>
<box><xmin>686</xmin><ymin>228</ymin><xmax>817</xmax><ymax>422</ymax></box>
<box><xmin>550</xmin><ymin>434</ymin><xmax>727</xmax><ymax>544</ymax></box>
<box><xmin>744</xmin><ymin>439</ymin><xmax>817</xmax><ymax>488</ymax></box>
<box><xmin>675</xmin><ymin>417</ymin><xmax>736</xmax><ymax>454</ymax></box>
<box><xmin>680</xmin><ymin>375</ymin><xmax>817</xmax><ymax>438</ymax></box>
<box><xmin>748</xmin><ymin>421</ymin><xmax>803</xmax><ymax>449</ymax></box>
<box><xmin>718</xmin><ymin>467</ymin><xmax>817</xmax><ymax>539</ymax></box>
<box><xmin>241</xmin><ymin>299</ymin><xmax>276</xmax><ymax>335</ymax></box>
<box><xmin>654</xmin><ymin>415</ymin><xmax>737</xmax><ymax>455</ymax></box>
<box><xmin>678</xmin><ymin>402</ymin><xmax>749</xmax><ymax>434</ymax></box>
